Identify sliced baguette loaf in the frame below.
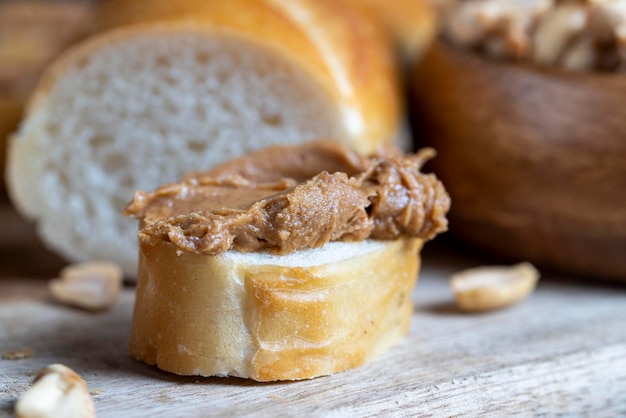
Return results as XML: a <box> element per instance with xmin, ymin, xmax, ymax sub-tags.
<box><xmin>6</xmin><ymin>0</ymin><xmax>407</xmax><ymax>276</ymax></box>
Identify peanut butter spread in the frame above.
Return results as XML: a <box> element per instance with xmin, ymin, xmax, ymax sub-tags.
<box><xmin>124</xmin><ymin>140</ymin><xmax>450</xmax><ymax>255</ymax></box>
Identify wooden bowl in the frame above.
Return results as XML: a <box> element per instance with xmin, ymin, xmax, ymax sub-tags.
<box><xmin>411</xmin><ymin>40</ymin><xmax>626</xmax><ymax>281</ymax></box>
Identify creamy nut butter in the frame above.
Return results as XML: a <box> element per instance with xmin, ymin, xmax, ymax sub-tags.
<box><xmin>125</xmin><ymin>140</ymin><xmax>450</xmax><ymax>255</ymax></box>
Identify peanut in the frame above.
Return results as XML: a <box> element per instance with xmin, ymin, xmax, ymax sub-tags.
<box><xmin>451</xmin><ymin>262</ymin><xmax>540</xmax><ymax>312</ymax></box>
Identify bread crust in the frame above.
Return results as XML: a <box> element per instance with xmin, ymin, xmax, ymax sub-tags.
<box><xmin>345</xmin><ymin>0</ymin><xmax>437</xmax><ymax>62</ymax></box>
<box><xmin>130</xmin><ymin>238</ymin><xmax>422</xmax><ymax>381</ymax></box>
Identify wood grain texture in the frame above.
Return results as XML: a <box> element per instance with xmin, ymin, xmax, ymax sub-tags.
<box><xmin>411</xmin><ymin>40</ymin><xmax>626</xmax><ymax>281</ymax></box>
<box><xmin>1</xmin><ymin>238</ymin><xmax>625</xmax><ymax>417</ymax></box>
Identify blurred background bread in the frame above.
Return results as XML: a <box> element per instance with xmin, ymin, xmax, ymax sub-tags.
<box><xmin>345</xmin><ymin>0</ymin><xmax>437</xmax><ymax>62</ymax></box>
<box><xmin>6</xmin><ymin>0</ymin><xmax>438</xmax><ymax>277</ymax></box>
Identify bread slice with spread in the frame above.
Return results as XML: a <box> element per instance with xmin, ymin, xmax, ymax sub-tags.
<box><xmin>125</xmin><ymin>140</ymin><xmax>450</xmax><ymax>381</ymax></box>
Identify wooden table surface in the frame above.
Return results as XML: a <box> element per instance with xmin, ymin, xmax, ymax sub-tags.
<box><xmin>1</xmin><ymin>201</ymin><xmax>625</xmax><ymax>417</ymax></box>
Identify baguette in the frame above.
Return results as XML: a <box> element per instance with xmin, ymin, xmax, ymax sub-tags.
<box><xmin>6</xmin><ymin>0</ymin><xmax>408</xmax><ymax>276</ymax></box>
<box><xmin>126</xmin><ymin>140</ymin><xmax>450</xmax><ymax>381</ymax></box>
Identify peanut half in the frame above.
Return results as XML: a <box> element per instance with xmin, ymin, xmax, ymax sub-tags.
<box><xmin>15</xmin><ymin>364</ymin><xmax>95</xmax><ymax>418</ymax></box>
<box><xmin>450</xmin><ymin>262</ymin><xmax>540</xmax><ymax>312</ymax></box>
<box><xmin>49</xmin><ymin>261</ymin><xmax>123</xmax><ymax>311</ymax></box>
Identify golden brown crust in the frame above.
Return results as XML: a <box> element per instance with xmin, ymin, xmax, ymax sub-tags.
<box><xmin>130</xmin><ymin>237</ymin><xmax>422</xmax><ymax>381</ymax></box>
<box><xmin>345</xmin><ymin>0</ymin><xmax>437</xmax><ymax>62</ymax></box>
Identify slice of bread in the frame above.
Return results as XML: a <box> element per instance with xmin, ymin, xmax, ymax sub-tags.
<box><xmin>131</xmin><ymin>237</ymin><xmax>422</xmax><ymax>381</ymax></box>
<box><xmin>6</xmin><ymin>0</ymin><xmax>405</xmax><ymax>276</ymax></box>
<box><xmin>126</xmin><ymin>140</ymin><xmax>450</xmax><ymax>381</ymax></box>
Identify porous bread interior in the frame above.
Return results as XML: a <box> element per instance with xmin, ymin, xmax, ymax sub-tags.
<box><xmin>223</xmin><ymin>240</ymin><xmax>390</xmax><ymax>267</ymax></box>
<box><xmin>7</xmin><ymin>29</ymin><xmax>346</xmax><ymax>276</ymax></box>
